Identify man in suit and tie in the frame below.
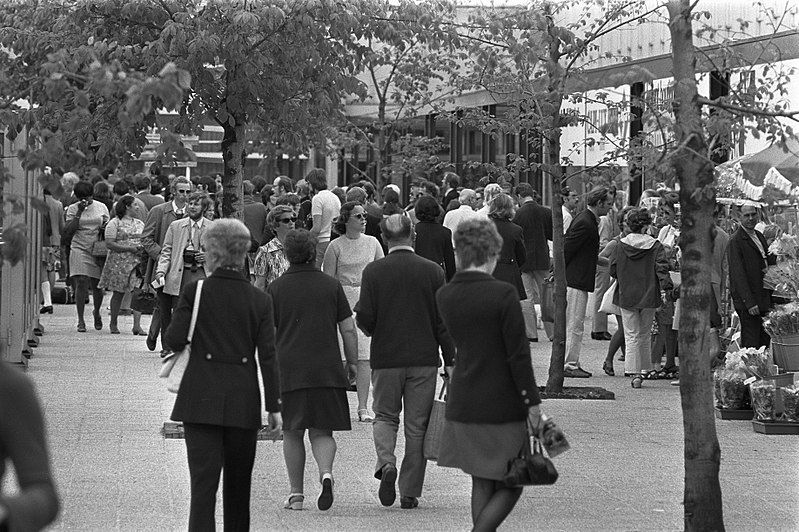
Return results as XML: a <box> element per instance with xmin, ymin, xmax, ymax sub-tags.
<box><xmin>152</xmin><ymin>191</ymin><xmax>215</xmax><ymax>355</ymax></box>
<box><xmin>512</xmin><ymin>183</ymin><xmax>553</xmax><ymax>342</ymax></box>
<box><xmin>728</xmin><ymin>204</ymin><xmax>775</xmax><ymax>348</ymax></box>
<box><xmin>355</xmin><ymin>214</ymin><xmax>455</xmax><ymax>510</ymax></box>
<box><xmin>563</xmin><ymin>186</ymin><xmax>614</xmax><ymax>378</ymax></box>
<box><xmin>141</xmin><ymin>177</ymin><xmax>191</xmax><ymax>355</ymax></box>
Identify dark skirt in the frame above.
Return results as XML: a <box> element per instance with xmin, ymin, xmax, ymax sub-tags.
<box><xmin>282</xmin><ymin>387</ymin><xmax>352</xmax><ymax>431</ymax></box>
<box><xmin>437</xmin><ymin>419</ymin><xmax>526</xmax><ymax>481</ymax></box>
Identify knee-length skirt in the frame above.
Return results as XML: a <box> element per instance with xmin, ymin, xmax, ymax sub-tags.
<box><xmin>281</xmin><ymin>387</ymin><xmax>352</xmax><ymax>432</ymax></box>
<box><xmin>437</xmin><ymin>419</ymin><xmax>526</xmax><ymax>481</ymax></box>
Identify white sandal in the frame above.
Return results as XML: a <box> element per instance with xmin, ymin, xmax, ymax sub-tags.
<box><xmin>283</xmin><ymin>493</ymin><xmax>304</xmax><ymax>510</ymax></box>
<box><xmin>358</xmin><ymin>409</ymin><xmax>374</xmax><ymax>423</ymax></box>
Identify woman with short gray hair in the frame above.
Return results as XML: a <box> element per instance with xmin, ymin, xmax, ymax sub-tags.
<box><xmin>165</xmin><ymin>218</ymin><xmax>282</xmax><ymax>530</ymax></box>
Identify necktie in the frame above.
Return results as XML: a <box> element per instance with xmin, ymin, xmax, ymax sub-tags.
<box><xmin>192</xmin><ymin>222</ymin><xmax>200</xmax><ymax>249</ymax></box>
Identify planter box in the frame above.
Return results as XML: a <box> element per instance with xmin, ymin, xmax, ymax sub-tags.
<box><xmin>771</xmin><ymin>335</ymin><xmax>799</xmax><ymax>371</ymax></box>
<box><xmin>752</xmin><ymin>420</ymin><xmax>799</xmax><ymax>435</ymax></box>
<box><xmin>715</xmin><ymin>407</ymin><xmax>754</xmax><ymax>420</ymax></box>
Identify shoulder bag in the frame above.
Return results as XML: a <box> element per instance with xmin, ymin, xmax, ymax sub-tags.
<box><xmin>599</xmin><ymin>279</ymin><xmax>619</xmax><ymax>315</ymax></box>
<box><xmin>503</xmin><ymin>425</ymin><xmax>559</xmax><ymax>487</ymax></box>
<box><xmin>159</xmin><ymin>280</ymin><xmax>204</xmax><ymax>393</ymax></box>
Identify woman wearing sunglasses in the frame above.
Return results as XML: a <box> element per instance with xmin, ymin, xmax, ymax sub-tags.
<box><xmin>253</xmin><ymin>205</ymin><xmax>294</xmax><ymax>291</ymax></box>
<box><xmin>323</xmin><ymin>201</ymin><xmax>384</xmax><ymax>422</ymax></box>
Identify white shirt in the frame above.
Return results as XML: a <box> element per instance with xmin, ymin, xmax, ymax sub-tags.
<box><xmin>443</xmin><ymin>205</ymin><xmax>483</xmax><ymax>246</ymax></box>
<box><xmin>562</xmin><ymin>206</ymin><xmax>573</xmax><ymax>234</ymax></box>
<box><xmin>311</xmin><ymin>190</ymin><xmax>341</xmax><ymax>242</ymax></box>
<box><xmin>172</xmin><ymin>200</ymin><xmax>186</xmax><ymax>217</ymax></box>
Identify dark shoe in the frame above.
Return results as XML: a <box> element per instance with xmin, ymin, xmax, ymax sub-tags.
<box><xmin>110</xmin><ymin>324</ymin><xmax>120</xmax><ymax>334</ymax></box>
<box><xmin>40</xmin><ymin>305</ymin><xmax>53</xmax><ymax>314</ymax></box>
<box><xmin>93</xmin><ymin>311</ymin><xmax>102</xmax><ymax>331</ymax></box>
<box><xmin>77</xmin><ymin>323</ymin><xmax>87</xmax><ymax>333</ymax></box>
<box><xmin>400</xmin><ymin>496</ymin><xmax>419</xmax><ymax>509</ymax></box>
<box><xmin>602</xmin><ymin>360</ymin><xmax>615</xmax><ymax>377</ymax></box>
<box><xmin>591</xmin><ymin>331</ymin><xmax>612</xmax><ymax>341</ymax></box>
<box><xmin>160</xmin><ymin>349</ymin><xmax>173</xmax><ymax>359</ymax></box>
<box><xmin>318</xmin><ymin>474</ymin><xmax>334</xmax><ymax>511</ymax></box>
<box><xmin>564</xmin><ymin>367</ymin><xmax>592</xmax><ymax>378</ymax></box>
<box><xmin>528</xmin><ymin>337</ymin><xmax>538</xmax><ymax>343</ymax></box>
<box><xmin>146</xmin><ymin>335</ymin><xmax>157</xmax><ymax>351</ymax></box>
<box><xmin>378</xmin><ymin>464</ymin><xmax>397</xmax><ymax>507</ymax></box>
<box><xmin>132</xmin><ymin>328</ymin><xmax>146</xmax><ymax>336</ymax></box>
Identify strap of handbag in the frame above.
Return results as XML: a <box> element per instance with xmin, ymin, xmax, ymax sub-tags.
<box><xmin>187</xmin><ymin>280</ymin><xmax>204</xmax><ymax>343</ymax></box>
<box><xmin>436</xmin><ymin>378</ymin><xmax>448</xmax><ymax>401</ymax></box>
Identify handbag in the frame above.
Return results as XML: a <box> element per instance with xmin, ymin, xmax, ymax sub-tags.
<box><xmin>540</xmin><ymin>275</ymin><xmax>555</xmax><ymax>323</ymax></box>
<box><xmin>91</xmin><ymin>224</ymin><xmax>108</xmax><ymax>258</ymax></box>
<box><xmin>502</xmin><ymin>428</ymin><xmax>559</xmax><ymax>487</ymax></box>
<box><xmin>599</xmin><ymin>279</ymin><xmax>620</xmax><ymax>315</ymax></box>
<box><xmin>423</xmin><ymin>379</ymin><xmax>448</xmax><ymax>461</ymax></box>
<box><xmin>159</xmin><ymin>280</ymin><xmax>204</xmax><ymax>393</ymax></box>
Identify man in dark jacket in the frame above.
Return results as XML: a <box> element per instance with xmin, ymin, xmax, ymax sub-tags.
<box><xmin>728</xmin><ymin>204</ymin><xmax>775</xmax><ymax>348</ymax></box>
<box><xmin>355</xmin><ymin>214</ymin><xmax>455</xmax><ymax>510</ymax></box>
<box><xmin>512</xmin><ymin>183</ymin><xmax>553</xmax><ymax>342</ymax></box>
<box><xmin>563</xmin><ymin>186</ymin><xmax>613</xmax><ymax>377</ymax></box>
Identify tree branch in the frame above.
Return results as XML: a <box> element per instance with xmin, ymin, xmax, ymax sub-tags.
<box><xmin>698</xmin><ymin>96</ymin><xmax>799</xmax><ymax>121</ymax></box>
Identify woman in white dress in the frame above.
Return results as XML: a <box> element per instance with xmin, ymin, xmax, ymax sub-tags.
<box><xmin>323</xmin><ymin>202</ymin><xmax>384</xmax><ymax>422</ymax></box>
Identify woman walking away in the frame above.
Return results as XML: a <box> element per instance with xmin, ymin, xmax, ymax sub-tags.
<box><xmin>253</xmin><ymin>205</ymin><xmax>293</xmax><ymax>291</ymax></box>
<box><xmin>610</xmin><ymin>208</ymin><xmax>674</xmax><ymax>388</ymax></box>
<box><xmin>165</xmin><ymin>219</ymin><xmax>282</xmax><ymax>531</ymax></box>
<box><xmin>600</xmin><ymin>206</ymin><xmax>635</xmax><ymax>376</ymax></box>
<box><xmin>322</xmin><ymin>202</ymin><xmax>384</xmax><ymax>422</ymax></box>
<box><xmin>63</xmin><ymin>181</ymin><xmax>109</xmax><ymax>332</ymax></box>
<box><xmin>98</xmin><ymin>196</ymin><xmax>146</xmax><ymax>335</ymax></box>
<box><xmin>487</xmin><ymin>194</ymin><xmax>527</xmax><ymax>304</ymax></box>
<box><xmin>269</xmin><ymin>229</ymin><xmax>358</xmax><ymax>511</ymax></box>
<box><xmin>437</xmin><ymin>218</ymin><xmax>550</xmax><ymax>532</ymax></box>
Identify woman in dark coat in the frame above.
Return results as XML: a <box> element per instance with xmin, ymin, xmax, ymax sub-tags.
<box><xmin>268</xmin><ymin>229</ymin><xmax>358</xmax><ymax>512</ymax></box>
<box><xmin>436</xmin><ymin>218</ymin><xmax>547</xmax><ymax>532</ymax></box>
<box><xmin>488</xmin><ymin>193</ymin><xmax>526</xmax><ymax>299</ymax></box>
<box><xmin>165</xmin><ymin>219</ymin><xmax>282</xmax><ymax>532</ymax></box>
<box><xmin>413</xmin><ymin>195</ymin><xmax>456</xmax><ymax>281</ymax></box>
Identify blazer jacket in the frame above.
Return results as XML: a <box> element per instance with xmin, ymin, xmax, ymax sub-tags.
<box><xmin>728</xmin><ymin>226</ymin><xmax>775</xmax><ymax>313</ymax></box>
<box><xmin>512</xmin><ymin>200</ymin><xmax>552</xmax><ymax>272</ymax></box>
<box><xmin>491</xmin><ymin>218</ymin><xmax>527</xmax><ymax>299</ymax></box>
<box><xmin>166</xmin><ymin>269</ymin><xmax>281</xmax><ymax>429</ymax></box>
<box><xmin>413</xmin><ymin>221</ymin><xmax>456</xmax><ymax>281</ymax></box>
<box><xmin>141</xmin><ymin>201</ymin><xmax>182</xmax><ymax>284</ymax></box>
<box><xmin>437</xmin><ymin>270</ymin><xmax>541</xmax><ymax>424</ymax></box>
<box><xmin>157</xmin><ymin>218</ymin><xmax>216</xmax><ymax>296</ymax></box>
<box><xmin>355</xmin><ymin>249</ymin><xmax>455</xmax><ymax>369</ymax></box>
<box><xmin>563</xmin><ymin>208</ymin><xmax>600</xmax><ymax>292</ymax></box>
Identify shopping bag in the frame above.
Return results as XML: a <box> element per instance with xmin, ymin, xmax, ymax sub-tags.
<box><xmin>599</xmin><ymin>280</ymin><xmax>619</xmax><ymax>315</ymax></box>
<box><xmin>423</xmin><ymin>380</ymin><xmax>448</xmax><ymax>461</ymax></box>
<box><xmin>540</xmin><ymin>276</ymin><xmax>555</xmax><ymax>323</ymax></box>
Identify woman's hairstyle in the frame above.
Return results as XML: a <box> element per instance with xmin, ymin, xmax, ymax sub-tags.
<box><xmin>114</xmin><ymin>195</ymin><xmax>135</xmax><ymax>218</ymax></box>
<box><xmin>187</xmin><ymin>191</ymin><xmax>212</xmax><ymax>212</ymax></box>
<box><xmin>305</xmin><ymin>168</ymin><xmax>328</xmax><ymax>191</ymax></box>
<box><xmin>626</xmin><ymin>208</ymin><xmax>652</xmax><ymax>233</ymax></box>
<box><xmin>275</xmin><ymin>193</ymin><xmax>301</xmax><ymax>208</ymax></box>
<box><xmin>243</xmin><ymin>180</ymin><xmax>255</xmax><ymax>195</ymax></box>
<box><xmin>266</xmin><ymin>205</ymin><xmax>295</xmax><ymax>230</ymax></box>
<box><xmin>205</xmin><ymin>219</ymin><xmax>250</xmax><ymax>270</ymax></box>
<box><xmin>330</xmin><ymin>187</ymin><xmax>346</xmax><ymax>204</ymax></box>
<box><xmin>73</xmin><ymin>181</ymin><xmax>93</xmax><ymax>199</ymax></box>
<box><xmin>260</xmin><ymin>184</ymin><xmax>274</xmax><ymax>205</ymax></box>
<box><xmin>483</xmin><ymin>183</ymin><xmax>502</xmax><ymax>204</ymax></box>
<box><xmin>415</xmin><ymin>195</ymin><xmax>441</xmax><ymax>222</ymax></box>
<box><xmin>93</xmin><ymin>181</ymin><xmax>112</xmax><ymax>202</ymax></box>
<box><xmin>618</xmin><ymin>205</ymin><xmax>636</xmax><ymax>230</ymax></box>
<box><xmin>454</xmin><ymin>218</ymin><xmax>503</xmax><ymax>270</ymax></box>
<box><xmin>284</xmin><ymin>229</ymin><xmax>317</xmax><ymax>264</ymax></box>
<box><xmin>488</xmin><ymin>193</ymin><xmax>515</xmax><ymax>220</ymax></box>
<box><xmin>382</xmin><ymin>187</ymin><xmax>400</xmax><ymax>206</ymax></box>
<box><xmin>333</xmin><ymin>201</ymin><xmax>361</xmax><ymax>235</ymax></box>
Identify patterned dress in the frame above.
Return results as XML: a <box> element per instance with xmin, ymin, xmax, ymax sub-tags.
<box><xmin>98</xmin><ymin>216</ymin><xmax>145</xmax><ymax>292</ymax></box>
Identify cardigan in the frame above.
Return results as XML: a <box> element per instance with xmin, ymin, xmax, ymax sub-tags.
<box><xmin>167</xmin><ymin>269</ymin><xmax>281</xmax><ymax>429</ymax></box>
<box><xmin>268</xmin><ymin>263</ymin><xmax>352</xmax><ymax>392</ymax></box>
<box><xmin>355</xmin><ymin>249</ymin><xmax>455</xmax><ymax>369</ymax></box>
<box><xmin>436</xmin><ymin>271</ymin><xmax>541</xmax><ymax>424</ymax></box>
<box><xmin>563</xmin><ymin>208</ymin><xmax>600</xmax><ymax>292</ymax></box>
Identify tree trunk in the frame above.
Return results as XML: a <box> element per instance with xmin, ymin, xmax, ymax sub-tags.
<box><xmin>544</xmin><ymin>6</ymin><xmax>566</xmax><ymax>393</ymax></box>
<box><xmin>376</xmin><ymin>99</ymin><xmax>387</xmax><ymax>189</ymax></box>
<box><xmin>220</xmin><ymin>119</ymin><xmax>246</xmax><ymax>220</ymax></box>
<box><xmin>667</xmin><ymin>2</ymin><xmax>725</xmax><ymax>530</ymax></box>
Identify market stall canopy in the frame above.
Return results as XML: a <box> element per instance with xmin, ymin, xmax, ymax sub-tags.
<box><xmin>716</xmin><ymin>138</ymin><xmax>799</xmax><ymax>200</ymax></box>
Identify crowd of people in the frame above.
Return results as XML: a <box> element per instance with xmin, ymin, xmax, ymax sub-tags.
<box><xmin>32</xmin><ymin>163</ymin><xmax>774</xmax><ymax>530</ymax></box>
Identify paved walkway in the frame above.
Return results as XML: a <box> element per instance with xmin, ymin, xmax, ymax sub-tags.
<box><xmin>11</xmin><ymin>302</ymin><xmax>799</xmax><ymax>531</ymax></box>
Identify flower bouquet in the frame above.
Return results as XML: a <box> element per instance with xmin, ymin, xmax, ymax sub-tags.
<box><xmin>750</xmin><ymin>380</ymin><xmax>777</xmax><ymax>421</ymax></box>
<box><xmin>714</xmin><ymin>368</ymin><xmax>748</xmax><ymax>409</ymax></box>
<box><xmin>764</xmin><ymin>234</ymin><xmax>799</xmax><ymax>300</ymax></box>
<box><xmin>764</xmin><ymin>303</ymin><xmax>799</xmax><ymax>337</ymax></box>
<box><xmin>782</xmin><ymin>385</ymin><xmax>799</xmax><ymax>422</ymax></box>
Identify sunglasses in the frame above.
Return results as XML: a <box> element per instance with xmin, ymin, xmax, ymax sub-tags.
<box><xmin>175</xmin><ymin>189</ymin><xmax>191</xmax><ymax>195</ymax></box>
<box><xmin>351</xmin><ymin>213</ymin><xmax>366</xmax><ymax>220</ymax></box>
<box><xmin>278</xmin><ymin>217</ymin><xmax>297</xmax><ymax>224</ymax></box>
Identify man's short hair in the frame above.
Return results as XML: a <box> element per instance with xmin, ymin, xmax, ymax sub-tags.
<box><xmin>205</xmin><ymin>219</ymin><xmax>250</xmax><ymax>269</ymax></box>
<box><xmin>171</xmin><ymin>176</ymin><xmax>191</xmax><ymax>192</ymax></box>
<box><xmin>585</xmin><ymin>186</ymin><xmax>611</xmax><ymax>208</ymax></box>
<box><xmin>560</xmin><ymin>186</ymin><xmax>572</xmax><ymax>197</ymax></box>
<box><xmin>345</xmin><ymin>186</ymin><xmax>367</xmax><ymax>205</ymax></box>
<box><xmin>380</xmin><ymin>214</ymin><xmax>412</xmax><ymax>242</ymax></box>
<box><xmin>274</xmin><ymin>176</ymin><xmax>294</xmax><ymax>193</ymax></box>
<box><xmin>453</xmin><ymin>218</ymin><xmax>503</xmax><ymax>270</ymax></box>
<box><xmin>458</xmin><ymin>189</ymin><xmax>476</xmax><ymax>204</ymax></box>
<box><xmin>444</xmin><ymin>172</ymin><xmax>460</xmax><ymax>189</ymax></box>
<box><xmin>305</xmin><ymin>169</ymin><xmax>328</xmax><ymax>191</ymax></box>
<box><xmin>134</xmin><ymin>174</ymin><xmax>151</xmax><ymax>191</ymax></box>
<box><xmin>515</xmin><ymin>182</ymin><xmax>535</xmax><ymax>199</ymax></box>
<box><xmin>112</xmin><ymin>180</ymin><xmax>130</xmax><ymax>196</ymax></box>
<box><xmin>415</xmin><ymin>196</ymin><xmax>441</xmax><ymax>222</ymax></box>
<box><xmin>187</xmin><ymin>191</ymin><xmax>212</xmax><ymax>212</ymax></box>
